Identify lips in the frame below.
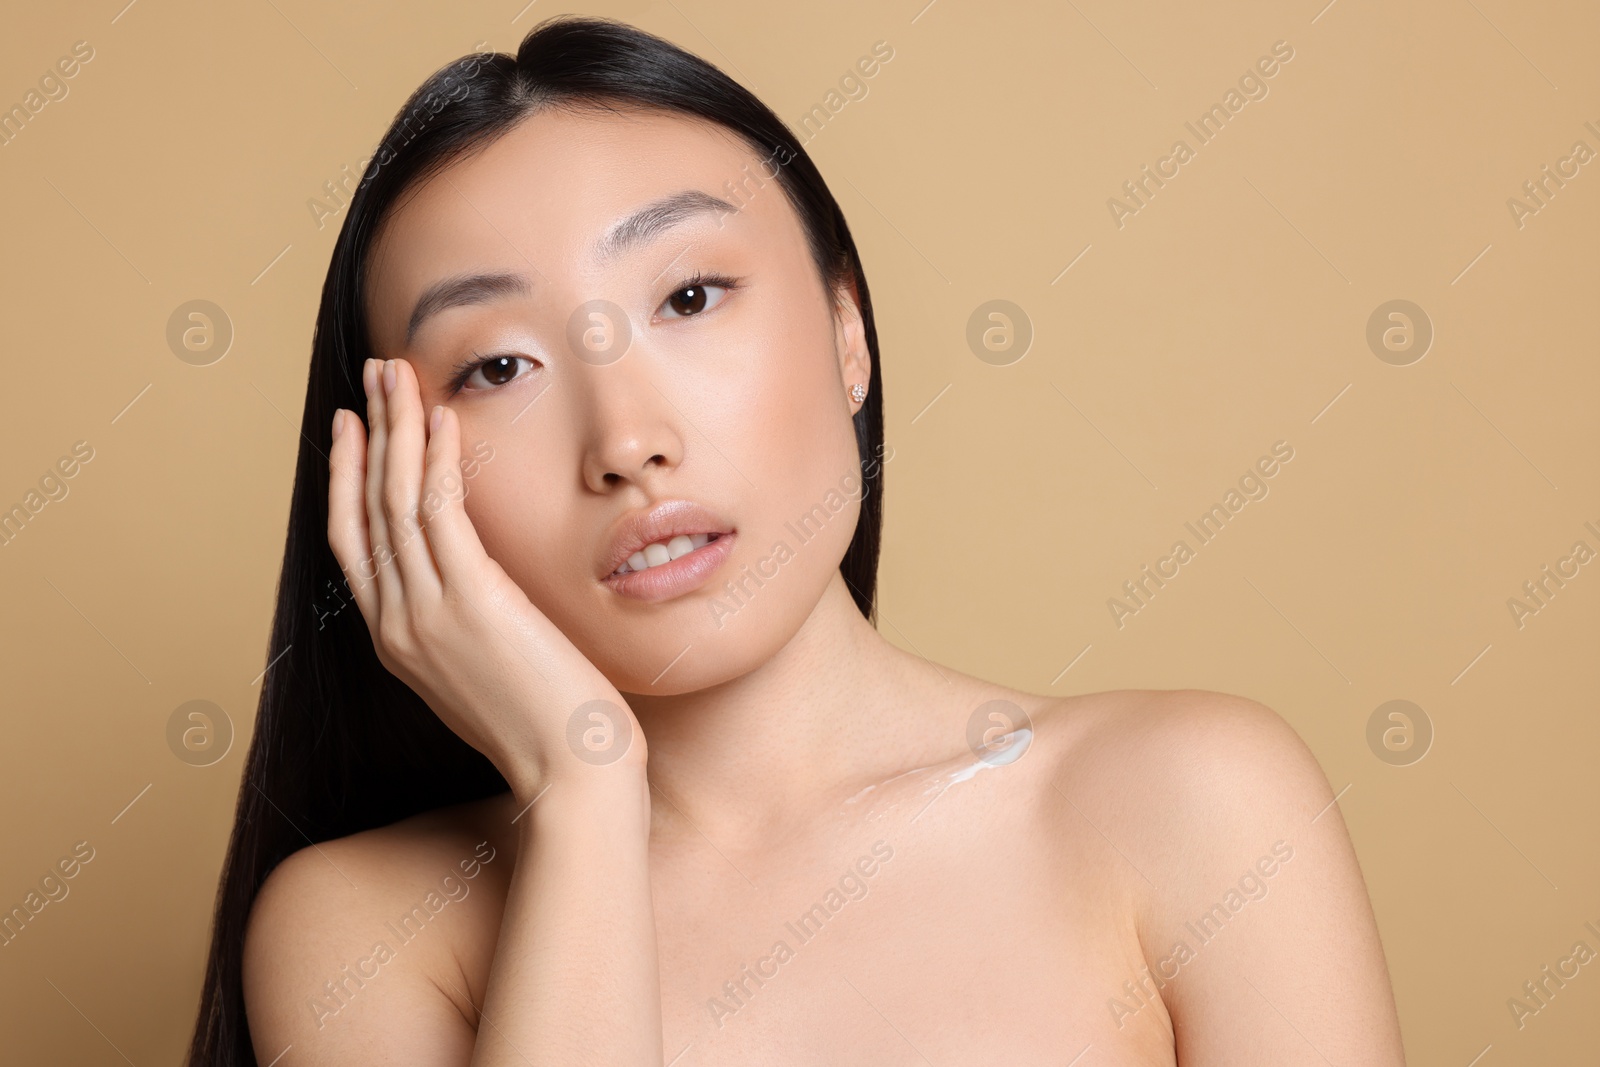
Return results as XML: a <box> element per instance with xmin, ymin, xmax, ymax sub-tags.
<box><xmin>597</xmin><ymin>499</ymin><xmax>736</xmax><ymax>583</ymax></box>
<box><xmin>602</xmin><ymin>532</ymin><xmax>737</xmax><ymax>602</ymax></box>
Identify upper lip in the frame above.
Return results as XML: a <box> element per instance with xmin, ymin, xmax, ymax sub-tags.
<box><xmin>598</xmin><ymin>499</ymin><xmax>734</xmax><ymax>579</ymax></box>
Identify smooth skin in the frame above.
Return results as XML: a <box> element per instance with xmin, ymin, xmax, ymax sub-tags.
<box><xmin>240</xmin><ymin>106</ymin><xmax>1407</xmax><ymax>1065</ymax></box>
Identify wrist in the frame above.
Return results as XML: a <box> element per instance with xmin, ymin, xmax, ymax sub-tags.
<box><xmin>505</xmin><ymin>700</ymin><xmax>648</xmax><ymax>806</ymax></box>
<box><xmin>518</xmin><ymin>767</ymin><xmax>652</xmax><ymax>844</ymax></box>
<box><xmin>510</xmin><ymin>752</ymin><xmax>650</xmax><ymax>816</ymax></box>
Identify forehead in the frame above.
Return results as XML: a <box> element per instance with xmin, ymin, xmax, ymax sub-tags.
<box><xmin>363</xmin><ymin>106</ymin><xmax>789</xmax><ymax>350</ymax></box>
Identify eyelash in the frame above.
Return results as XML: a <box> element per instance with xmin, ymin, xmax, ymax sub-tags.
<box><xmin>444</xmin><ymin>270</ymin><xmax>742</xmax><ymax>395</ymax></box>
<box><xmin>658</xmin><ymin>269</ymin><xmax>741</xmax><ymax>320</ymax></box>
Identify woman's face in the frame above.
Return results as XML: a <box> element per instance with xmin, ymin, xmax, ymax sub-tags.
<box><xmin>362</xmin><ymin>105</ymin><xmax>871</xmax><ymax>695</ymax></box>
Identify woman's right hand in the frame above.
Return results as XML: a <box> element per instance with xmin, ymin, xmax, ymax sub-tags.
<box><xmin>325</xmin><ymin>356</ymin><xmax>644</xmax><ymax>803</ymax></box>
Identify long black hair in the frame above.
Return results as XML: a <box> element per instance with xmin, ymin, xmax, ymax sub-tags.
<box><xmin>184</xmin><ymin>14</ymin><xmax>884</xmax><ymax>1065</ymax></box>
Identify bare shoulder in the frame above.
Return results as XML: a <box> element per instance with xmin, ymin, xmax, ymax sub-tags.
<box><xmin>1035</xmin><ymin>684</ymin><xmax>1312</xmax><ymax>769</ymax></box>
<box><xmin>1027</xmin><ymin>687</ymin><xmax>1325</xmax><ymax>827</ymax></box>
<box><xmin>1034</xmin><ymin>687</ymin><xmax>1340</xmax><ymax>907</ymax></box>
<box><xmin>241</xmin><ymin>792</ymin><xmax>517</xmax><ymax>1066</ymax></box>
<box><xmin>1056</xmin><ymin>686</ymin><xmax>1326</xmax><ymax>798</ymax></box>
<box><xmin>1037</xmin><ymin>688</ymin><xmax>1405</xmax><ymax>1062</ymax></box>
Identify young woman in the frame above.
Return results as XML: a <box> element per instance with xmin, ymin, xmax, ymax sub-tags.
<box><xmin>186</xmin><ymin>16</ymin><xmax>1406</xmax><ymax>1066</ymax></box>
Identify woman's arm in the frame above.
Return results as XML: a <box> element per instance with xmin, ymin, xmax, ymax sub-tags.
<box><xmin>240</xmin><ymin>763</ymin><xmax>661</xmax><ymax>1066</ymax></box>
<box><xmin>240</xmin><ymin>356</ymin><xmax>664</xmax><ymax>1064</ymax></box>
<box><xmin>1092</xmin><ymin>690</ymin><xmax>1407</xmax><ymax>1064</ymax></box>
<box><xmin>470</xmin><ymin>767</ymin><xmax>661</xmax><ymax>1066</ymax></box>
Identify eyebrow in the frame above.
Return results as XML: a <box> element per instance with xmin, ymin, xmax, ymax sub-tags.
<box><xmin>403</xmin><ymin>189</ymin><xmax>739</xmax><ymax>347</ymax></box>
<box><xmin>591</xmin><ymin>188</ymin><xmax>740</xmax><ymax>265</ymax></box>
<box><xmin>405</xmin><ymin>270</ymin><xmax>533</xmax><ymax>348</ymax></box>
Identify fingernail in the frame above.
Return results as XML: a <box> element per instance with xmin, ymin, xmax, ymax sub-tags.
<box><xmin>383</xmin><ymin>360</ymin><xmax>397</xmax><ymax>395</ymax></box>
<box><xmin>362</xmin><ymin>359</ymin><xmax>374</xmax><ymax>398</ymax></box>
<box><xmin>332</xmin><ymin>409</ymin><xmax>345</xmax><ymax>441</ymax></box>
<box><xmin>429</xmin><ymin>406</ymin><xmax>443</xmax><ymax>433</ymax></box>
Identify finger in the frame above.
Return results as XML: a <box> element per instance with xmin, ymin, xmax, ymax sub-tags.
<box><xmin>326</xmin><ymin>406</ymin><xmax>381</xmax><ymax>624</ymax></box>
<box><xmin>381</xmin><ymin>358</ymin><xmax>443</xmax><ymax>600</ymax></box>
<box><xmin>362</xmin><ymin>357</ymin><xmax>404</xmax><ymax>611</ymax></box>
<box><xmin>420</xmin><ymin>404</ymin><xmax>495</xmax><ymax>594</ymax></box>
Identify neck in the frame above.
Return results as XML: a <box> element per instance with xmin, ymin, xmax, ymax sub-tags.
<box><xmin>622</xmin><ymin>572</ymin><xmax>963</xmax><ymax>848</ymax></box>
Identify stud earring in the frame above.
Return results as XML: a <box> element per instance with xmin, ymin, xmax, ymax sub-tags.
<box><xmin>850</xmin><ymin>383</ymin><xmax>867</xmax><ymax>403</ymax></box>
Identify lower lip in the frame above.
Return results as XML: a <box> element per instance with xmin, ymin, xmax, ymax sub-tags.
<box><xmin>603</xmin><ymin>533</ymin><xmax>737</xmax><ymax>602</ymax></box>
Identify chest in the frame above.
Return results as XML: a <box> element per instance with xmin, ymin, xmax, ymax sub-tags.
<box><xmin>645</xmin><ymin>798</ymin><xmax>1178</xmax><ymax>1065</ymax></box>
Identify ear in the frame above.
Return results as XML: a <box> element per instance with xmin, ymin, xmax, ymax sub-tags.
<box><xmin>831</xmin><ymin>274</ymin><xmax>871</xmax><ymax>398</ymax></box>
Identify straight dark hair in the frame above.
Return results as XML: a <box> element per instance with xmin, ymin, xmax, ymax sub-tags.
<box><xmin>184</xmin><ymin>14</ymin><xmax>883</xmax><ymax>1066</ymax></box>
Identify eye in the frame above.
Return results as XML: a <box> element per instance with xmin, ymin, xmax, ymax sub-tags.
<box><xmin>657</xmin><ymin>271</ymin><xmax>739</xmax><ymax>320</ymax></box>
<box><xmin>451</xmin><ymin>353</ymin><xmax>537</xmax><ymax>394</ymax></box>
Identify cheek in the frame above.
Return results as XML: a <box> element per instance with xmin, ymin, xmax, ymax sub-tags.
<box><xmin>459</xmin><ymin>453</ymin><xmax>571</xmax><ymax>599</ymax></box>
<box><xmin>771</xmin><ymin>363</ymin><xmax>859</xmax><ymax>509</ymax></box>
<box><xmin>717</xmin><ymin>314</ymin><xmax>863</xmax><ymax>583</ymax></box>
<box><xmin>724</xmin><ymin>310</ymin><xmax>855</xmax><ymax>485</ymax></box>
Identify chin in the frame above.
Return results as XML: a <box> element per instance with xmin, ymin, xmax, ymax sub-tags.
<box><xmin>583</xmin><ymin>618</ymin><xmax>769</xmax><ymax>697</ymax></box>
<box><xmin>574</xmin><ymin>565</ymin><xmax>832</xmax><ymax>697</ymax></box>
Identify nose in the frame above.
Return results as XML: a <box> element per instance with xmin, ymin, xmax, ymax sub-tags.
<box><xmin>577</xmin><ymin>361</ymin><xmax>686</xmax><ymax>493</ymax></box>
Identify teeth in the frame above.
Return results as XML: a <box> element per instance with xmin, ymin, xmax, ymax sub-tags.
<box><xmin>616</xmin><ymin>533</ymin><xmax>717</xmax><ymax>575</ymax></box>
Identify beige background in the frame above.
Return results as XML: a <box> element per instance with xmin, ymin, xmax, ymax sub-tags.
<box><xmin>1</xmin><ymin>0</ymin><xmax>1595</xmax><ymax>1062</ymax></box>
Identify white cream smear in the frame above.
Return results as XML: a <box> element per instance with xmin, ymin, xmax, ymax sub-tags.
<box><xmin>844</xmin><ymin>761</ymin><xmax>939</xmax><ymax>805</ymax></box>
<box><xmin>943</xmin><ymin>726</ymin><xmax>1033</xmax><ymax>784</ymax></box>
<box><xmin>843</xmin><ymin>728</ymin><xmax>1034</xmax><ymax>822</ymax></box>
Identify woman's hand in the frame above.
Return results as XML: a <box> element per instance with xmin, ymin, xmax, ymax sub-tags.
<box><xmin>248</xmin><ymin>357</ymin><xmax>662</xmax><ymax>1067</ymax></box>
<box><xmin>326</xmin><ymin>356</ymin><xmax>643</xmax><ymax>803</ymax></box>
